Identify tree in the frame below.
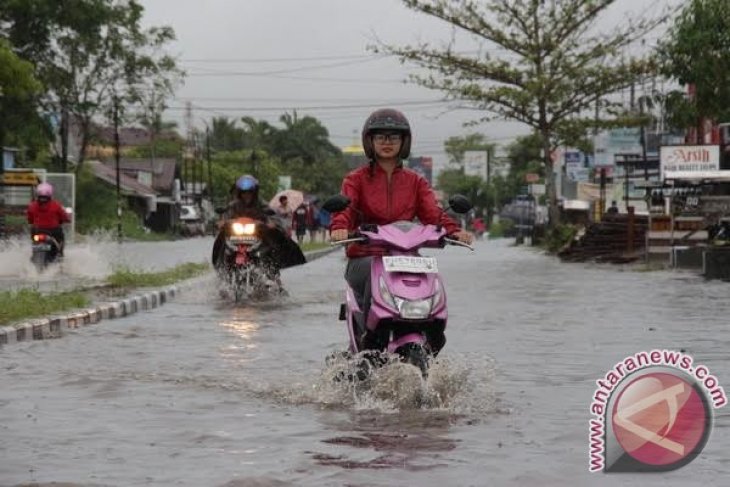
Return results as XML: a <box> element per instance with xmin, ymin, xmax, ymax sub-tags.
<box><xmin>1</xmin><ymin>0</ymin><xmax>182</xmax><ymax>173</ymax></box>
<box><xmin>273</xmin><ymin>111</ymin><xmax>341</xmax><ymax>165</ymax></box>
<box><xmin>443</xmin><ymin>133</ymin><xmax>494</xmax><ymax>166</ymax></box>
<box><xmin>378</xmin><ymin>0</ymin><xmax>666</xmax><ymax>225</ymax></box>
<box><xmin>0</xmin><ymin>39</ymin><xmax>45</xmax><ymax>153</ymax></box>
<box><xmin>659</xmin><ymin>0</ymin><xmax>730</xmax><ymax>141</ymax></box>
<box><xmin>209</xmin><ymin>117</ymin><xmax>244</xmax><ymax>151</ymax></box>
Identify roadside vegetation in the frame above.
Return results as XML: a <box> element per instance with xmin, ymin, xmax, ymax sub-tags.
<box><xmin>1</xmin><ymin>262</ymin><xmax>211</xmax><ymax>326</ymax></box>
<box><xmin>0</xmin><ymin>289</ymin><xmax>89</xmax><ymax>326</ymax></box>
<box><xmin>106</xmin><ymin>262</ymin><xmax>210</xmax><ymax>289</ymax></box>
<box><xmin>300</xmin><ymin>241</ymin><xmax>330</xmax><ymax>252</ymax></box>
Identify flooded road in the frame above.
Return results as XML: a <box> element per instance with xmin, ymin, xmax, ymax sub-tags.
<box><xmin>1</xmin><ymin>240</ymin><xmax>729</xmax><ymax>486</ymax></box>
<box><xmin>0</xmin><ymin>236</ymin><xmax>213</xmax><ymax>292</ymax></box>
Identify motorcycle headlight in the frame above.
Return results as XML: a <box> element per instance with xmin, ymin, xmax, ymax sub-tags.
<box><xmin>379</xmin><ymin>276</ymin><xmax>398</xmax><ymax>310</ymax></box>
<box><xmin>378</xmin><ymin>276</ymin><xmax>435</xmax><ymax>320</ymax></box>
<box><xmin>432</xmin><ymin>278</ymin><xmax>444</xmax><ymax>309</ymax></box>
<box><xmin>398</xmin><ymin>298</ymin><xmax>432</xmax><ymax>320</ymax></box>
<box><xmin>231</xmin><ymin>222</ymin><xmax>256</xmax><ymax>235</ymax></box>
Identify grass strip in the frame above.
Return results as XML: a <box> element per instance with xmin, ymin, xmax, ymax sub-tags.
<box><xmin>0</xmin><ymin>289</ymin><xmax>89</xmax><ymax>326</ymax></box>
<box><xmin>107</xmin><ymin>262</ymin><xmax>210</xmax><ymax>289</ymax></box>
<box><xmin>300</xmin><ymin>241</ymin><xmax>331</xmax><ymax>252</ymax></box>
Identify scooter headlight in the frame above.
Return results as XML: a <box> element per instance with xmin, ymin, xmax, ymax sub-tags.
<box><xmin>378</xmin><ymin>276</ymin><xmax>435</xmax><ymax>320</ymax></box>
<box><xmin>398</xmin><ymin>298</ymin><xmax>432</xmax><ymax>320</ymax></box>
<box><xmin>379</xmin><ymin>276</ymin><xmax>398</xmax><ymax>310</ymax></box>
<box><xmin>231</xmin><ymin>222</ymin><xmax>256</xmax><ymax>236</ymax></box>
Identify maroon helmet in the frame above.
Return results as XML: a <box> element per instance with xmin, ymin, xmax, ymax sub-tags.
<box><xmin>361</xmin><ymin>108</ymin><xmax>412</xmax><ymax>160</ymax></box>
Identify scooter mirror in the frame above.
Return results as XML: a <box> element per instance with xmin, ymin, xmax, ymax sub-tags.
<box><xmin>448</xmin><ymin>194</ymin><xmax>473</xmax><ymax>214</ymax></box>
<box><xmin>322</xmin><ymin>195</ymin><xmax>351</xmax><ymax>213</ymax></box>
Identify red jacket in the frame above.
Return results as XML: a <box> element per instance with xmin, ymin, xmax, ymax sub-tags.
<box><xmin>331</xmin><ymin>164</ymin><xmax>460</xmax><ymax>258</ymax></box>
<box><xmin>26</xmin><ymin>200</ymin><xmax>70</xmax><ymax>229</ymax></box>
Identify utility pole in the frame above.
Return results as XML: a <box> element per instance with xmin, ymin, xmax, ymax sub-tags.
<box><xmin>0</xmin><ymin>123</ymin><xmax>5</xmax><ymax>240</ymax></box>
<box><xmin>113</xmin><ymin>94</ymin><xmax>122</xmax><ymax>243</ymax></box>
<box><xmin>206</xmin><ymin>125</ymin><xmax>213</xmax><ymax>205</ymax></box>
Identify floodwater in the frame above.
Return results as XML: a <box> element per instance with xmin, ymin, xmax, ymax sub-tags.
<box><xmin>0</xmin><ymin>235</ymin><xmax>214</xmax><ymax>292</ymax></box>
<box><xmin>1</xmin><ymin>240</ymin><xmax>729</xmax><ymax>486</ymax></box>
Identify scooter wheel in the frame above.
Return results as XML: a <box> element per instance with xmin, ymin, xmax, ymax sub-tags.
<box><xmin>397</xmin><ymin>343</ymin><xmax>430</xmax><ymax>378</ymax></box>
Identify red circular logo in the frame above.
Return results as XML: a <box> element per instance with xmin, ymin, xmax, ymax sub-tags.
<box><xmin>611</xmin><ymin>372</ymin><xmax>710</xmax><ymax>467</ymax></box>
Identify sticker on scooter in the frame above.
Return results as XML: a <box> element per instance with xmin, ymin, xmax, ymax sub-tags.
<box><xmin>383</xmin><ymin>256</ymin><xmax>438</xmax><ymax>274</ymax></box>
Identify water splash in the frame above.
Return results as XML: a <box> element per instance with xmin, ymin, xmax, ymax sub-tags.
<box><xmin>0</xmin><ymin>233</ymin><xmax>113</xmax><ymax>283</ymax></box>
<box><xmin>264</xmin><ymin>351</ymin><xmax>499</xmax><ymax>417</ymax></box>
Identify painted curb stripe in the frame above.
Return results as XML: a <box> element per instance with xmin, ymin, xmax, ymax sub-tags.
<box><xmin>1</xmin><ymin>250</ymin><xmax>327</xmax><ymax>347</ymax></box>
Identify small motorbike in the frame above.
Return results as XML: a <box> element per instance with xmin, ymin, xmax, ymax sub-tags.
<box><xmin>213</xmin><ymin>216</ymin><xmax>278</xmax><ymax>300</ymax></box>
<box><xmin>323</xmin><ymin>194</ymin><xmax>473</xmax><ymax>376</ymax></box>
<box><xmin>30</xmin><ymin>231</ymin><xmax>62</xmax><ymax>271</ymax></box>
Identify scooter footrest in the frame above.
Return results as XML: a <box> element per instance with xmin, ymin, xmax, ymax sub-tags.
<box><xmin>339</xmin><ymin>303</ymin><xmax>346</xmax><ymax>321</ymax></box>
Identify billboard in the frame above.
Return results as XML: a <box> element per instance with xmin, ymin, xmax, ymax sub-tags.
<box><xmin>593</xmin><ymin>128</ymin><xmax>643</xmax><ymax>166</ymax></box>
<box><xmin>660</xmin><ymin>145</ymin><xmax>721</xmax><ymax>180</ymax></box>
<box><xmin>463</xmin><ymin>150</ymin><xmax>489</xmax><ymax>180</ymax></box>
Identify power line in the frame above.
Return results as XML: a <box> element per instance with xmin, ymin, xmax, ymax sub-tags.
<box><xmin>183</xmin><ymin>56</ymin><xmax>387</xmax><ymax>77</ymax></box>
<box><xmin>180</xmin><ymin>53</ymin><xmax>377</xmax><ymax>63</ymax></box>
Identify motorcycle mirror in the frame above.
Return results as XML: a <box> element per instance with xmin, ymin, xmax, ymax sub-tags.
<box><xmin>322</xmin><ymin>195</ymin><xmax>351</xmax><ymax>213</ymax></box>
<box><xmin>214</xmin><ymin>207</ymin><xmax>227</xmax><ymax>215</ymax></box>
<box><xmin>448</xmin><ymin>194</ymin><xmax>473</xmax><ymax>214</ymax></box>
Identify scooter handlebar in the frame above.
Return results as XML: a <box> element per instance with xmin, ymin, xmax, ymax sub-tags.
<box><xmin>443</xmin><ymin>237</ymin><xmax>475</xmax><ymax>251</ymax></box>
<box><xmin>329</xmin><ymin>234</ymin><xmax>367</xmax><ymax>246</ymax></box>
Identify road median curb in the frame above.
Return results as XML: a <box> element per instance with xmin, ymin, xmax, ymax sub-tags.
<box><xmin>0</xmin><ymin>247</ymin><xmax>337</xmax><ymax>347</ymax></box>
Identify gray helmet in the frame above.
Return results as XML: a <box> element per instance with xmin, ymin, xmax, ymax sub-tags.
<box><xmin>361</xmin><ymin>108</ymin><xmax>412</xmax><ymax>160</ymax></box>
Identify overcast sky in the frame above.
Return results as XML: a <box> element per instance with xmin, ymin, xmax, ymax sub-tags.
<box><xmin>139</xmin><ymin>0</ymin><xmax>680</xmax><ymax>169</ymax></box>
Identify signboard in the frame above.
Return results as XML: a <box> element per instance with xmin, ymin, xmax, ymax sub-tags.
<box><xmin>464</xmin><ymin>150</ymin><xmax>489</xmax><ymax>180</ymax></box>
<box><xmin>564</xmin><ymin>151</ymin><xmax>582</xmax><ymax>164</ymax></box>
<box><xmin>530</xmin><ymin>183</ymin><xmax>546</xmax><ymax>195</ymax></box>
<box><xmin>567</xmin><ymin>168</ymin><xmax>590</xmax><ymax>182</ymax></box>
<box><xmin>594</xmin><ymin>128</ymin><xmax>643</xmax><ymax>166</ymax></box>
<box><xmin>277</xmin><ymin>175</ymin><xmax>292</xmax><ymax>192</ymax></box>
<box><xmin>660</xmin><ymin>145</ymin><xmax>720</xmax><ymax>180</ymax></box>
<box><xmin>1</xmin><ymin>171</ymin><xmax>40</xmax><ymax>186</ymax></box>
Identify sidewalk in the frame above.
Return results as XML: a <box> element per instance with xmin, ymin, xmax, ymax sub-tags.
<box><xmin>0</xmin><ymin>246</ymin><xmax>338</xmax><ymax>346</ymax></box>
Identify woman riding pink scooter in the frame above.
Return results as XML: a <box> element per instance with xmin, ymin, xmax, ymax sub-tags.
<box><xmin>329</xmin><ymin>109</ymin><xmax>473</xmax><ymax>369</ymax></box>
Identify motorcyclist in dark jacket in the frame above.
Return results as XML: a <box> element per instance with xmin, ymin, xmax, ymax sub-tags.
<box><xmin>212</xmin><ymin>175</ymin><xmax>306</xmax><ymax>284</ymax></box>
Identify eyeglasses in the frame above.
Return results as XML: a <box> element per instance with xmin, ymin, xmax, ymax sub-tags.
<box><xmin>372</xmin><ymin>133</ymin><xmax>403</xmax><ymax>143</ymax></box>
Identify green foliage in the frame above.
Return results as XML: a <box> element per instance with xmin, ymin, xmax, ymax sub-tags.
<box><xmin>659</xmin><ymin>0</ymin><xmax>730</xmax><ymax>129</ymax></box>
<box><xmin>74</xmin><ymin>166</ymin><xmax>159</xmax><ymax>239</ymax></box>
<box><xmin>205</xmin><ymin>113</ymin><xmax>348</xmax><ymax>203</ymax></box>
<box><xmin>0</xmin><ymin>289</ymin><xmax>89</xmax><ymax>326</ymax></box>
<box><xmin>542</xmin><ymin>224</ymin><xmax>579</xmax><ymax>253</ymax></box>
<box><xmin>487</xmin><ymin>219</ymin><xmax>514</xmax><ymax>239</ymax></box>
<box><xmin>0</xmin><ymin>39</ymin><xmax>47</xmax><ymax>149</ymax></box>
<box><xmin>124</xmin><ymin>138</ymin><xmax>183</xmax><ymax>159</ymax></box>
<box><xmin>0</xmin><ymin>0</ymin><xmax>183</xmax><ymax>172</ymax></box>
<box><xmin>443</xmin><ymin>133</ymin><xmax>494</xmax><ymax>165</ymax></box>
<box><xmin>380</xmin><ymin>0</ymin><xmax>667</xmax><ymax>225</ymax></box>
<box><xmin>107</xmin><ymin>262</ymin><xmax>210</xmax><ymax>289</ymax></box>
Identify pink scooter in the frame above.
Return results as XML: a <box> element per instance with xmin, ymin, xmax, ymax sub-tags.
<box><xmin>323</xmin><ymin>194</ymin><xmax>473</xmax><ymax>376</ymax></box>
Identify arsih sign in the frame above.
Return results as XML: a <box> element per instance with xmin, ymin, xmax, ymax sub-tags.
<box><xmin>660</xmin><ymin>145</ymin><xmax>721</xmax><ymax>179</ymax></box>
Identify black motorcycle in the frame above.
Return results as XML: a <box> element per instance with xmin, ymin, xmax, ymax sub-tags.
<box><xmin>212</xmin><ymin>215</ymin><xmax>306</xmax><ymax>301</ymax></box>
<box><xmin>30</xmin><ymin>231</ymin><xmax>62</xmax><ymax>271</ymax></box>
